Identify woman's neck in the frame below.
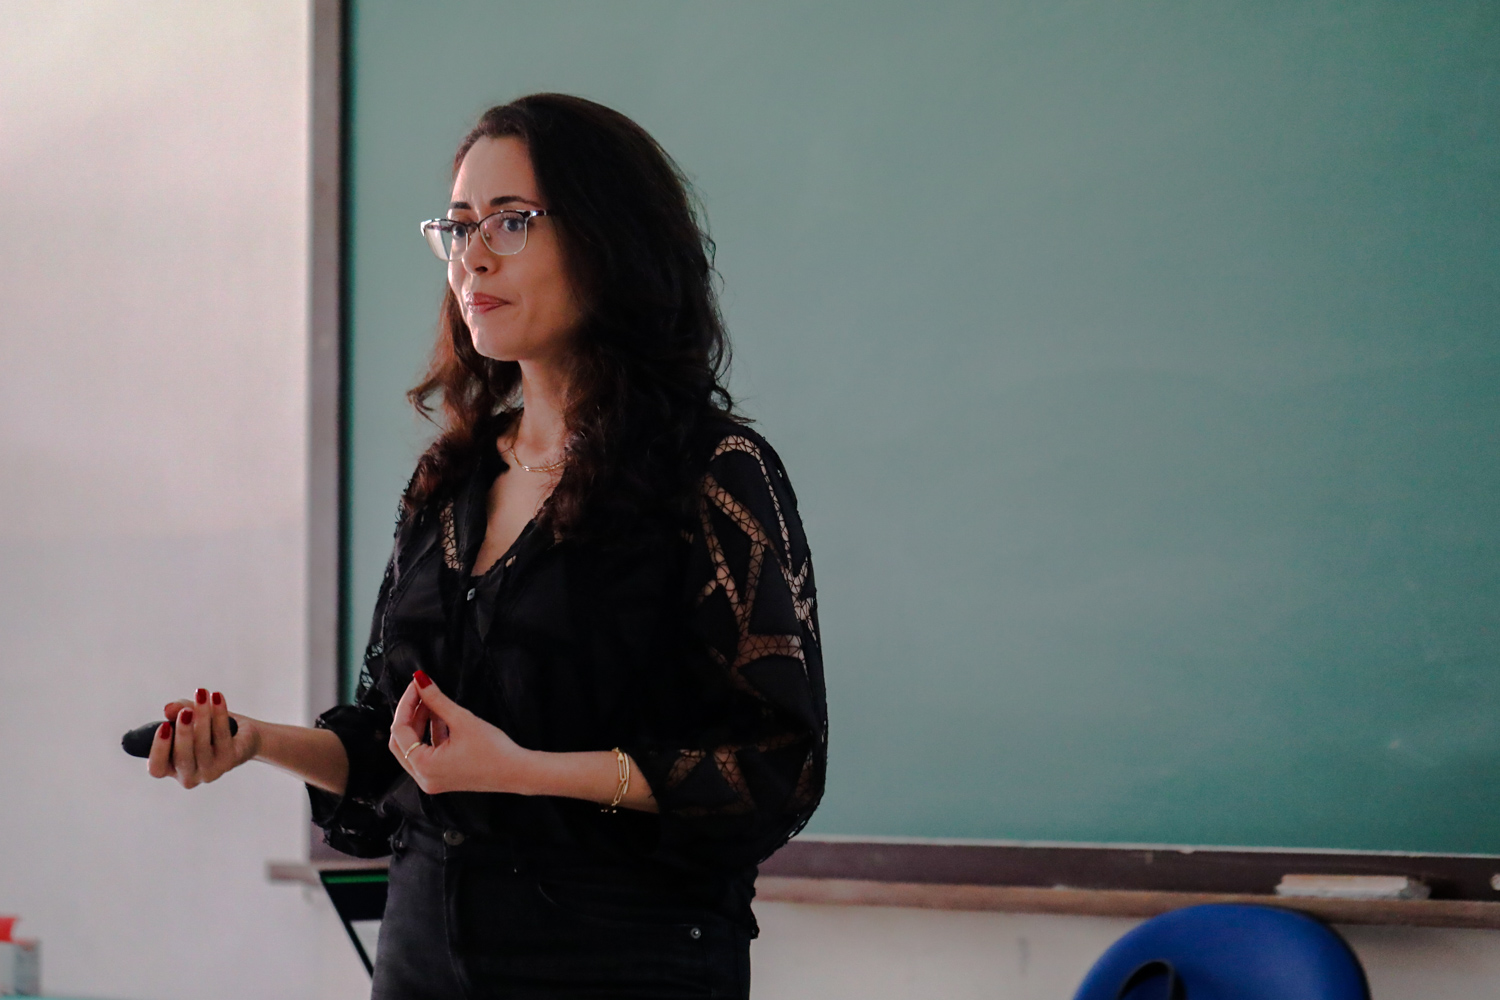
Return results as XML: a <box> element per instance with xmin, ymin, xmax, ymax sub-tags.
<box><xmin>510</xmin><ymin>359</ymin><xmax>571</xmax><ymax>463</ymax></box>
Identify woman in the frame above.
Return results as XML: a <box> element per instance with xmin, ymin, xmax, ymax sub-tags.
<box><xmin>145</xmin><ymin>93</ymin><xmax>826</xmax><ymax>999</ymax></box>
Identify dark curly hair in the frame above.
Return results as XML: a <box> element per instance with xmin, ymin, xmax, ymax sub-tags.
<box><xmin>404</xmin><ymin>93</ymin><xmax>739</xmax><ymax>536</ymax></box>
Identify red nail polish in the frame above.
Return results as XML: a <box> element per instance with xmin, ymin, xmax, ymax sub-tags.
<box><xmin>414</xmin><ymin>670</ymin><xmax>432</xmax><ymax>689</ymax></box>
<box><xmin>180</xmin><ymin>709</ymin><xmax>194</xmax><ymax>725</ymax></box>
<box><xmin>195</xmin><ymin>688</ymin><xmax>208</xmax><ymax>704</ymax></box>
<box><xmin>158</xmin><ymin>722</ymin><xmax>172</xmax><ymax>739</ymax></box>
<box><xmin>211</xmin><ymin>691</ymin><xmax>223</xmax><ymax>706</ymax></box>
<box><xmin>163</xmin><ymin>702</ymin><xmax>177</xmax><ymax>718</ymax></box>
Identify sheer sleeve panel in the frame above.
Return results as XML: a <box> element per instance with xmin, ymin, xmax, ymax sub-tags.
<box><xmin>306</xmin><ymin>555</ymin><xmax>406</xmax><ymax>858</ymax></box>
<box><xmin>628</xmin><ymin>431</ymin><xmax>827</xmax><ymax>870</ymax></box>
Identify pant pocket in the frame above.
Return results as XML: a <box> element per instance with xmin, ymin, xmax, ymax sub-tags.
<box><xmin>535</xmin><ymin>878</ymin><xmax>750</xmax><ymax>998</ymax></box>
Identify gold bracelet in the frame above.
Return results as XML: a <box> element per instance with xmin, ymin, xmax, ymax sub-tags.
<box><xmin>602</xmin><ymin>747</ymin><xmax>630</xmax><ymax>813</ymax></box>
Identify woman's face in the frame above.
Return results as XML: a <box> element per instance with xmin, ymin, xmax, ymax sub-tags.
<box><xmin>447</xmin><ymin>136</ymin><xmax>583</xmax><ymax>363</ymax></box>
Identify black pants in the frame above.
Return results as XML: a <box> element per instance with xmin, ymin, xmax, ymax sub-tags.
<box><xmin>372</xmin><ymin>823</ymin><xmax>751</xmax><ymax>999</ymax></box>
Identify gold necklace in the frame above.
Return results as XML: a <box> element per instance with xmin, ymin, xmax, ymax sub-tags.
<box><xmin>508</xmin><ymin>444</ymin><xmax>566</xmax><ymax>474</ymax></box>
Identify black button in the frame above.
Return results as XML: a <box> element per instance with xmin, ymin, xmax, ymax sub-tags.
<box><xmin>443</xmin><ymin>828</ymin><xmax>466</xmax><ymax>846</ymax></box>
<box><xmin>689</xmin><ymin>926</ymin><xmax>702</xmax><ymax>940</ymax></box>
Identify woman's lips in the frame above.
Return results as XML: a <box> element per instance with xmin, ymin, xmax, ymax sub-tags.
<box><xmin>466</xmin><ymin>293</ymin><xmax>507</xmax><ymax>314</ymax></box>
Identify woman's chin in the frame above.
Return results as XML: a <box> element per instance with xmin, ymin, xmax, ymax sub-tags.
<box><xmin>470</xmin><ymin>326</ymin><xmax>577</xmax><ymax>366</ymax></box>
<box><xmin>469</xmin><ymin>331</ymin><xmax>524</xmax><ymax>363</ymax></box>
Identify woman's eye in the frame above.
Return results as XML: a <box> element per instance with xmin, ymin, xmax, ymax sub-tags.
<box><xmin>501</xmin><ymin>216</ymin><xmax>524</xmax><ymax>233</ymax></box>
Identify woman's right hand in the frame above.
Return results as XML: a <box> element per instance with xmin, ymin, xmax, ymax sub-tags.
<box><xmin>147</xmin><ymin>689</ymin><xmax>260</xmax><ymax>788</ymax></box>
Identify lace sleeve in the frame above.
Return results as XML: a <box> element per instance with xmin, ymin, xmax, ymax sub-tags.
<box><xmin>627</xmin><ymin>431</ymin><xmax>827</xmax><ymax>870</ymax></box>
<box><xmin>306</xmin><ymin>554</ymin><xmax>406</xmax><ymax>858</ymax></box>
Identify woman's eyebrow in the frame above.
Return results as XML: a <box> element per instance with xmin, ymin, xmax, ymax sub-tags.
<box><xmin>449</xmin><ymin>195</ymin><xmax>542</xmax><ymax>210</ymax></box>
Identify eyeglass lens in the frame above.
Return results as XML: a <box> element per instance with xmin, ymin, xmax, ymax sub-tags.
<box><xmin>424</xmin><ymin>212</ymin><xmax>531</xmax><ymax>261</ymax></box>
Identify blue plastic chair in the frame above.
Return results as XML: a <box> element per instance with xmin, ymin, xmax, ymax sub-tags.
<box><xmin>1073</xmin><ymin>904</ymin><xmax>1370</xmax><ymax>1000</ymax></box>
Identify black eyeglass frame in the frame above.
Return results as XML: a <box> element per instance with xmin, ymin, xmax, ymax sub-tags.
<box><xmin>419</xmin><ymin>208</ymin><xmax>552</xmax><ymax>261</ymax></box>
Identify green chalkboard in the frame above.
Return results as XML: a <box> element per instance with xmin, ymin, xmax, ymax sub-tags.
<box><xmin>344</xmin><ymin>1</ymin><xmax>1500</xmax><ymax>854</ymax></box>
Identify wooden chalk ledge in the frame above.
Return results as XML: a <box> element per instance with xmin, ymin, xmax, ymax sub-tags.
<box><xmin>754</xmin><ymin>877</ymin><xmax>1500</xmax><ymax>929</ymax></box>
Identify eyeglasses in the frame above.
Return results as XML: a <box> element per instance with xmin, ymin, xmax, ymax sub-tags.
<box><xmin>419</xmin><ymin>208</ymin><xmax>551</xmax><ymax>261</ymax></box>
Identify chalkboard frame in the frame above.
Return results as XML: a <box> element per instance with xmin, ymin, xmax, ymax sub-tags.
<box><xmin>300</xmin><ymin>1</ymin><xmax>1500</xmax><ymax>915</ymax></box>
<box><xmin>306</xmin><ymin>0</ymin><xmax>347</xmax><ymax>736</ymax></box>
<box><xmin>275</xmin><ymin>838</ymin><xmax>1500</xmax><ymax>928</ymax></box>
<box><xmin>761</xmin><ymin>838</ymin><xmax>1500</xmax><ymax>905</ymax></box>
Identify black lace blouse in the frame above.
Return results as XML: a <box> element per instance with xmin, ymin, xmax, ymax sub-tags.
<box><xmin>308</xmin><ymin>422</ymin><xmax>826</xmax><ymax>929</ymax></box>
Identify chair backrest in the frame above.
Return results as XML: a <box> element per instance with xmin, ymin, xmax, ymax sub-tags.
<box><xmin>1073</xmin><ymin>904</ymin><xmax>1370</xmax><ymax>1000</ymax></box>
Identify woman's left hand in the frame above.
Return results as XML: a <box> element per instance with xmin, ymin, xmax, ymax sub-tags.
<box><xmin>388</xmin><ymin>670</ymin><xmax>538</xmax><ymax>795</ymax></box>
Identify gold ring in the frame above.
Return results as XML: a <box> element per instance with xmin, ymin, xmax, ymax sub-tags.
<box><xmin>401</xmin><ymin>741</ymin><xmax>423</xmax><ymax>762</ymax></box>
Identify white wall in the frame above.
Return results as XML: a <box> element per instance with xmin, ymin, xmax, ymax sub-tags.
<box><xmin>752</xmin><ymin>903</ymin><xmax>1500</xmax><ymax>999</ymax></box>
<box><xmin>3</xmin><ymin>4</ymin><xmax>1499</xmax><ymax>1000</ymax></box>
<box><xmin>0</xmin><ymin>3</ymin><xmax>366</xmax><ymax>998</ymax></box>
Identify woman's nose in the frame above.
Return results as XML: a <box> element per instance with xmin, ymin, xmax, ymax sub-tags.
<box><xmin>459</xmin><ymin>236</ymin><xmax>494</xmax><ymax>273</ymax></box>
